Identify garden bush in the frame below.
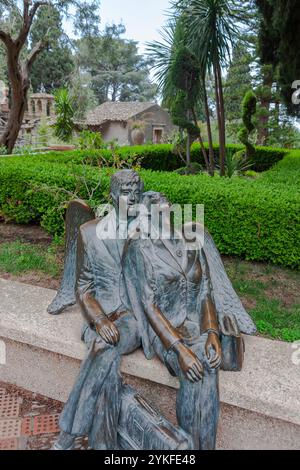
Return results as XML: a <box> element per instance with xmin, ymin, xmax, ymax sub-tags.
<box><xmin>0</xmin><ymin>150</ymin><xmax>299</xmax><ymax>269</ymax></box>
<box><xmin>25</xmin><ymin>142</ymin><xmax>288</xmax><ymax>173</ymax></box>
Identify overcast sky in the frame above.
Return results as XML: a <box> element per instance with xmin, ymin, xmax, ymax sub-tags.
<box><xmin>99</xmin><ymin>0</ymin><xmax>172</xmax><ymax>52</ymax></box>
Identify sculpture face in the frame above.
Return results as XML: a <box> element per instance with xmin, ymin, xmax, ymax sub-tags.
<box><xmin>118</xmin><ymin>183</ymin><xmax>142</xmax><ymax>216</ymax></box>
<box><xmin>110</xmin><ymin>170</ymin><xmax>143</xmax><ymax>218</ymax></box>
<box><xmin>142</xmin><ymin>192</ymin><xmax>170</xmax><ymax>213</ymax></box>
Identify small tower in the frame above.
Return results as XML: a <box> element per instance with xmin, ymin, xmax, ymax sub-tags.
<box><xmin>27</xmin><ymin>93</ymin><xmax>55</xmax><ymax>118</ymax></box>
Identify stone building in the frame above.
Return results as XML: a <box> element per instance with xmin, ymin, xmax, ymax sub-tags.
<box><xmin>82</xmin><ymin>101</ymin><xmax>175</xmax><ymax>146</ymax></box>
<box><xmin>25</xmin><ymin>93</ymin><xmax>55</xmax><ymax>119</ymax></box>
<box><xmin>0</xmin><ymin>88</ymin><xmax>56</xmax><ymax>146</ymax></box>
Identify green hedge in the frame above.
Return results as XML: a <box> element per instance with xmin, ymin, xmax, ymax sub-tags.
<box><xmin>26</xmin><ymin>143</ymin><xmax>288</xmax><ymax>173</ymax></box>
<box><xmin>0</xmin><ymin>150</ymin><xmax>299</xmax><ymax>269</ymax></box>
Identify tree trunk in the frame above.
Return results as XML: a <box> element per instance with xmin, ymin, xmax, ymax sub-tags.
<box><xmin>203</xmin><ymin>81</ymin><xmax>215</xmax><ymax>176</ymax></box>
<box><xmin>0</xmin><ymin>1</ymin><xmax>47</xmax><ymax>154</ymax></box>
<box><xmin>191</xmin><ymin>107</ymin><xmax>210</xmax><ymax>173</ymax></box>
<box><xmin>214</xmin><ymin>60</ymin><xmax>226</xmax><ymax>176</ymax></box>
<box><xmin>186</xmin><ymin>132</ymin><xmax>191</xmax><ymax>171</ymax></box>
<box><xmin>0</xmin><ymin>46</ymin><xmax>30</xmax><ymax>154</ymax></box>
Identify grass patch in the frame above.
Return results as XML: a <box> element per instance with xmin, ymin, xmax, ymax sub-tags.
<box><xmin>0</xmin><ymin>233</ymin><xmax>299</xmax><ymax>343</ymax></box>
<box><xmin>0</xmin><ymin>241</ymin><xmax>60</xmax><ymax>277</ymax></box>
<box><xmin>251</xmin><ymin>299</ymin><xmax>300</xmax><ymax>342</ymax></box>
<box><xmin>224</xmin><ymin>257</ymin><xmax>300</xmax><ymax>342</ymax></box>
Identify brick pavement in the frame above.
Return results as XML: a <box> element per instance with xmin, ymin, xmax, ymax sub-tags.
<box><xmin>0</xmin><ymin>382</ymin><xmax>88</xmax><ymax>450</ymax></box>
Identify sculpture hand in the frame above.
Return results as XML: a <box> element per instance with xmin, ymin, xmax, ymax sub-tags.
<box><xmin>219</xmin><ymin>314</ymin><xmax>240</xmax><ymax>337</ymax></box>
<box><xmin>174</xmin><ymin>342</ymin><xmax>204</xmax><ymax>383</ymax></box>
<box><xmin>95</xmin><ymin>318</ymin><xmax>120</xmax><ymax>346</ymax></box>
<box><xmin>205</xmin><ymin>332</ymin><xmax>222</xmax><ymax>369</ymax></box>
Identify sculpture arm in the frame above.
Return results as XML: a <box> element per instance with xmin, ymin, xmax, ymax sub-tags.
<box><xmin>145</xmin><ymin>304</ymin><xmax>183</xmax><ymax>351</ymax></box>
<box><xmin>199</xmin><ymin>248</ymin><xmax>219</xmax><ymax>336</ymax></box>
<box><xmin>76</xmin><ymin>228</ymin><xmax>107</xmax><ymax>327</ymax></box>
<box><xmin>137</xmin><ymin>245</ymin><xmax>183</xmax><ymax>350</ymax></box>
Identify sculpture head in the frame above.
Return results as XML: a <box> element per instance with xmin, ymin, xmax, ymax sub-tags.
<box><xmin>141</xmin><ymin>191</ymin><xmax>170</xmax><ymax>214</ymax></box>
<box><xmin>110</xmin><ymin>170</ymin><xmax>144</xmax><ymax>217</ymax></box>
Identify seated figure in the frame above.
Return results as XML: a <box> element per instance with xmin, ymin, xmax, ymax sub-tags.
<box><xmin>122</xmin><ymin>191</ymin><xmax>256</xmax><ymax>449</ymax></box>
<box><xmin>51</xmin><ymin>175</ymin><xmax>256</xmax><ymax>451</ymax></box>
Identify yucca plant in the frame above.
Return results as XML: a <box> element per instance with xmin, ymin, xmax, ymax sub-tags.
<box><xmin>223</xmin><ymin>148</ymin><xmax>253</xmax><ymax>178</ymax></box>
<box><xmin>54</xmin><ymin>89</ymin><xmax>75</xmax><ymax>143</ymax></box>
<box><xmin>174</xmin><ymin>0</ymin><xmax>240</xmax><ymax>175</ymax></box>
<box><xmin>147</xmin><ymin>18</ymin><xmax>212</xmax><ymax>173</ymax></box>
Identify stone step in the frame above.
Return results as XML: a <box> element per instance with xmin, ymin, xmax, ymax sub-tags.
<box><xmin>0</xmin><ymin>279</ymin><xmax>299</xmax><ymax>450</ymax></box>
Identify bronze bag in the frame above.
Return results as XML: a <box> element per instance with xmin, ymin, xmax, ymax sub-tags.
<box><xmin>221</xmin><ymin>335</ymin><xmax>245</xmax><ymax>372</ymax></box>
<box><xmin>118</xmin><ymin>385</ymin><xmax>193</xmax><ymax>450</ymax></box>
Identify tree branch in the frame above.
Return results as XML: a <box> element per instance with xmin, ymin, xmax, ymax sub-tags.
<box><xmin>28</xmin><ymin>1</ymin><xmax>50</xmax><ymax>24</ymax></box>
<box><xmin>23</xmin><ymin>0</ymin><xmax>31</xmax><ymax>23</ymax></box>
<box><xmin>15</xmin><ymin>0</ymin><xmax>49</xmax><ymax>51</ymax></box>
<box><xmin>0</xmin><ymin>30</ymin><xmax>13</xmax><ymax>48</ymax></box>
<box><xmin>25</xmin><ymin>39</ymin><xmax>47</xmax><ymax>71</ymax></box>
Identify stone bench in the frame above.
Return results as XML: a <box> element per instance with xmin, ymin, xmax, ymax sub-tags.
<box><xmin>0</xmin><ymin>278</ymin><xmax>300</xmax><ymax>450</ymax></box>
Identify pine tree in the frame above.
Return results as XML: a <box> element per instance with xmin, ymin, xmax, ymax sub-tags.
<box><xmin>255</xmin><ymin>0</ymin><xmax>300</xmax><ymax>116</ymax></box>
<box><xmin>30</xmin><ymin>5</ymin><xmax>74</xmax><ymax>93</ymax></box>
<box><xmin>224</xmin><ymin>41</ymin><xmax>253</xmax><ymax>140</ymax></box>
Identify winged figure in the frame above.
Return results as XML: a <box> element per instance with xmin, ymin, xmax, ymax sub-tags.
<box><xmin>50</xmin><ymin>172</ymin><xmax>256</xmax><ymax>451</ymax></box>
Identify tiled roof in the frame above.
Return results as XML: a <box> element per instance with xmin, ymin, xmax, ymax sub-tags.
<box><xmin>85</xmin><ymin>101</ymin><xmax>157</xmax><ymax>126</ymax></box>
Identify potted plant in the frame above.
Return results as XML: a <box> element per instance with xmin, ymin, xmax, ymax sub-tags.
<box><xmin>130</xmin><ymin>121</ymin><xmax>145</xmax><ymax>145</ymax></box>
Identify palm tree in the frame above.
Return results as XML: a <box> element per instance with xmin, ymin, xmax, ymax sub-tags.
<box><xmin>147</xmin><ymin>18</ymin><xmax>213</xmax><ymax>174</ymax></box>
<box><xmin>146</xmin><ymin>18</ymin><xmax>185</xmax><ymax>109</ymax></box>
<box><xmin>174</xmin><ymin>0</ymin><xmax>239</xmax><ymax>175</ymax></box>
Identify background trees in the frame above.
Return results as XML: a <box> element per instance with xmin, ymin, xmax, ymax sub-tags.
<box><xmin>0</xmin><ymin>0</ymin><xmax>100</xmax><ymax>153</ymax></box>
<box><xmin>149</xmin><ymin>0</ymin><xmax>240</xmax><ymax>175</ymax></box>
<box><xmin>74</xmin><ymin>23</ymin><xmax>157</xmax><ymax>105</ymax></box>
<box><xmin>1</xmin><ymin>0</ymin><xmax>300</xmax><ymax>155</ymax></box>
<box><xmin>0</xmin><ymin>2</ymin><xmax>158</xmax><ymax>153</ymax></box>
<box><xmin>255</xmin><ymin>0</ymin><xmax>300</xmax><ymax>116</ymax></box>
<box><xmin>30</xmin><ymin>4</ymin><xmax>74</xmax><ymax>93</ymax></box>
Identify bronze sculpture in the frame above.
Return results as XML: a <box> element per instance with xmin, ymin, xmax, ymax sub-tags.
<box><xmin>50</xmin><ymin>170</ymin><xmax>256</xmax><ymax>450</ymax></box>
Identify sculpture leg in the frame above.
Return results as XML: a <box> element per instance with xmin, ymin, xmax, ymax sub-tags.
<box><xmin>153</xmin><ymin>332</ymin><xmax>220</xmax><ymax>450</ymax></box>
<box><xmin>56</xmin><ymin>313</ymin><xmax>140</xmax><ymax>449</ymax></box>
<box><xmin>176</xmin><ymin>366</ymin><xmax>219</xmax><ymax>450</ymax></box>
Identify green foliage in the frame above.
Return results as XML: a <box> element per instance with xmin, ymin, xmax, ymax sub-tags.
<box><xmin>9</xmin><ymin>142</ymin><xmax>286</xmax><ymax>180</ymax></box>
<box><xmin>255</xmin><ymin>0</ymin><xmax>300</xmax><ymax>116</ymax></box>
<box><xmin>225</xmin><ymin>257</ymin><xmax>300</xmax><ymax>342</ymax></box>
<box><xmin>224</xmin><ymin>41</ymin><xmax>253</xmax><ymax>137</ymax></box>
<box><xmin>29</xmin><ymin>4</ymin><xmax>74</xmax><ymax>93</ymax></box>
<box><xmin>238</xmin><ymin>90</ymin><xmax>257</xmax><ymax>159</ymax></box>
<box><xmin>169</xmin><ymin>46</ymin><xmax>202</xmax><ymax>165</ymax></box>
<box><xmin>146</xmin><ymin>17</ymin><xmax>187</xmax><ymax>108</ymax></box>
<box><xmin>54</xmin><ymin>88</ymin><xmax>75</xmax><ymax>143</ymax></box>
<box><xmin>68</xmin><ymin>69</ymin><xmax>98</xmax><ymax>121</ymax></box>
<box><xmin>37</xmin><ymin>119</ymin><xmax>51</xmax><ymax>147</ymax></box>
<box><xmin>78</xmin><ymin>130</ymin><xmax>105</xmax><ymax>150</ymax></box>
<box><xmin>0</xmin><ymin>146</ymin><xmax>8</xmax><ymax>156</ymax></box>
<box><xmin>174</xmin><ymin>162</ymin><xmax>203</xmax><ymax>175</ymax></box>
<box><xmin>75</xmin><ymin>23</ymin><xmax>157</xmax><ymax>103</ymax></box>
<box><xmin>0</xmin><ymin>148</ymin><xmax>299</xmax><ymax>269</ymax></box>
<box><xmin>25</xmin><ymin>143</ymin><xmax>286</xmax><ymax>174</ymax></box>
<box><xmin>223</xmin><ymin>148</ymin><xmax>253</xmax><ymax>178</ymax></box>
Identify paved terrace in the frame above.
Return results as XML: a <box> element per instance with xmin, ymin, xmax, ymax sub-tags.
<box><xmin>0</xmin><ymin>279</ymin><xmax>300</xmax><ymax>450</ymax></box>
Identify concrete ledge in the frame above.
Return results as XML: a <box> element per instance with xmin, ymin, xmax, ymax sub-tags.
<box><xmin>0</xmin><ymin>279</ymin><xmax>300</xmax><ymax>449</ymax></box>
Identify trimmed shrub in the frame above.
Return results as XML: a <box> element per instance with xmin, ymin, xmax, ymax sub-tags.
<box><xmin>24</xmin><ymin>143</ymin><xmax>288</xmax><ymax>173</ymax></box>
<box><xmin>0</xmin><ymin>150</ymin><xmax>299</xmax><ymax>269</ymax></box>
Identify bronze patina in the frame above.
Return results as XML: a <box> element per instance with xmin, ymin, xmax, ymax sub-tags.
<box><xmin>50</xmin><ymin>170</ymin><xmax>256</xmax><ymax>451</ymax></box>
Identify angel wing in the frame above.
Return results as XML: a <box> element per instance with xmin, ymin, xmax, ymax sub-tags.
<box><xmin>204</xmin><ymin>229</ymin><xmax>257</xmax><ymax>335</ymax></box>
<box><xmin>47</xmin><ymin>199</ymin><xmax>95</xmax><ymax>315</ymax></box>
<box><xmin>184</xmin><ymin>222</ymin><xmax>257</xmax><ymax>335</ymax></box>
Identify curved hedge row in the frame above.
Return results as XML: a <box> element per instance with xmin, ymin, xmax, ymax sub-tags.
<box><xmin>0</xmin><ymin>150</ymin><xmax>299</xmax><ymax>269</ymax></box>
<box><xmin>26</xmin><ymin>142</ymin><xmax>288</xmax><ymax>173</ymax></box>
